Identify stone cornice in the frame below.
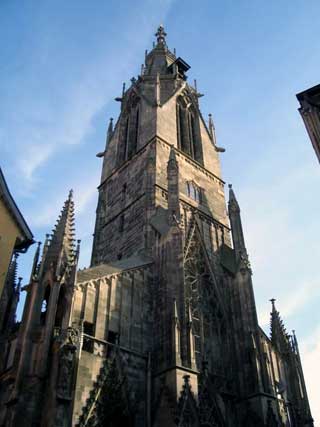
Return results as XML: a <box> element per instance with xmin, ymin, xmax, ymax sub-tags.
<box><xmin>155</xmin><ymin>184</ymin><xmax>230</xmax><ymax>231</ymax></box>
<box><xmin>155</xmin><ymin>136</ymin><xmax>225</xmax><ymax>186</ymax></box>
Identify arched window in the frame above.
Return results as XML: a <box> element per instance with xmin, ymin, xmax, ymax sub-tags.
<box><xmin>54</xmin><ymin>285</ymin><xmax>66</xmax><ymax>328</ymax></box>
<box><xmin>176</xmin><ymin>96</ymin><xmax>203</xmax><ymax>165</ymax></box>
<box><xmin>127</xmin><ymin>106</ymin><xmax>139</xmax><ymax>158</ymax></box>
<box><xmin>40</xmin><ymin>285</ymin><xmax>51</xmax><ymax>325</ymax></box>
<box><xmin>117</xmin><ymin>116</ymin><xmax>129</xmax><ymax>165</ymax></box>
<box><xmin>117</xmin><ymin>93</ymin><xmax>140</xmax><ymax>165</ymax></box>
<box><xmin>186</xmin><ymin>181</ymin><xmax>203</xmax><ymax>204</ymax></box>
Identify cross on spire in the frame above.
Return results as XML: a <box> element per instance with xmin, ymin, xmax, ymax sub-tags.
<box><xmin>155</xmin><ymin>24</ymin><xmax>167</xmax><ymax>45</ymax></box>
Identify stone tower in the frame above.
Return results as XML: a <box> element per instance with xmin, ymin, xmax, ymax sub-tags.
<box><xmin>0</xmin><ymin>26</ymin><xmax>313</xmax><ymax>427</ymax></box>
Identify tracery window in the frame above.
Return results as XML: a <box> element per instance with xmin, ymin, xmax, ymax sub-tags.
<box><xmin>176</xmin><ymin>96</ymin><xmax>203</xmax><ymax>165</ymax></box>
<box><xmin>117</xmin><ymin>92</ymin><xmax>140</xmax><ymax>165</ymax></box>
<box><xmin>54</xmin><ymin>285</ymin><xmax>66</xmax><ymax>327</ymax></box>
<box><xmin>186</xmin><ymin>181</ymin><xmax>203</xmax><ymax>204</ymax></box>
<box><xmin>184</xmin><ymin>230</ymin><xmax>227</xmax><ymax>372</ymax></box>
<box><xmin>40</xmin><ymin>285</ymin><xmax>51</xmax><ymax>325</ymax></box>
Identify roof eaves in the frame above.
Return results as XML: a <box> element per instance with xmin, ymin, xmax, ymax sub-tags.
<box><xmin>0</xmin><ymin>168</ymin><xmax>34</xmax><ymax>245</ymax></box>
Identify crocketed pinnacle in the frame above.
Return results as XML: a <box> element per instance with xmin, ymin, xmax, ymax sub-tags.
<box><xmin>270</xmin><ymin>299</ymin><xmax>290</xmax><ymax>354</ymax></box>
<box><xmin>6</xmin><ymin>253</ymin><xmax>18</xmax><ymax>290</ymax></box>
<box><xmin>106</xmin><ymin>117</ymin><xmax>113</xmax><ymax>148</ymax></box>
<box><xmin>43</xmin><ymin>190</ymin><xmax>76</xmax><ymax>276</ymax></box>
<box><xmin>167</xmin><ymin>145</ymin><xmax>178</xmax><ymax>169</ymax></box>
<box><xmin>228</xmin><ymin>184</ymin><xmax>240</xmax><ymax>214</ymax></box>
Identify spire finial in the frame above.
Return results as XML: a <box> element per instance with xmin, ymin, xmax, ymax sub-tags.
<box><xmin>155</xmin><ymin>24</ymin><xmax>167</xmax><ymax>45</ymax></box>
<box><xmin>228</xmin><ymin>184</ymin><xmax>239</xmax><ymax>209</ymax></box>
<box><xmin>168</xmin><ymin>145</ymin><xmax>178</xmax><ymax>165</ymax></box>
<box><xmin>270</xmin><ymin>298</ymin><xmax>276</xmax><ymax>310</ymax></box>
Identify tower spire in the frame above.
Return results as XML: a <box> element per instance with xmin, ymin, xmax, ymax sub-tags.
<box><xmin>270</xmin><ymin>299</ymin><xmax>290</xmax><ymax>353</ymax></box>
<box><xmin>42</xmin><ymin>190</ymin><xmax>76</xmax><ymax>278</ymax></box>
<box><xmin>30</xmin><ymin>241</ymin><xmax>41</xmax><ymax>281</ymax></box>
<box><xmin>228</xmin><ymin>184</ymin><xmax>247</xmax><ymax>264</ymax></box>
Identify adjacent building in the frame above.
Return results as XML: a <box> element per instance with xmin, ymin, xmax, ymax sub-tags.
<box><xmin>297</xmin><ymin>84</ymin><xmax>320</xmax><ymax>162</ymax></box>
<box><xmin>0</xmin><ymin>168</ymin><xmax>33</xmax><ymax>297</ymax></box>
<box><xmin>0</xmin><ymin>27</ymin><xmax>314</xmax><ymax>427</ymax></box>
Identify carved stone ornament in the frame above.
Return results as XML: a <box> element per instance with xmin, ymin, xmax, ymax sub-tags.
<box><xmin>239</xmin><ymin>251</ymin><xmax>252</xmax><ymax>274</ymax></box>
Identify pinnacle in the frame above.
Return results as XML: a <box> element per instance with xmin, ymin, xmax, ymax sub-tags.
<box><xmin>6</xmin><ymin>254</ymin><xmax>18</xmax><ymax>289</ymax></box>
<box><xmin>42</xmin><ymin>190</ymin><xmax>77</xmax><ymax>274</ymax></box>
<box><xmin>228</xmin><ymin>184</ymin><xmax>240</xmax><ymax>212</ymax></box>
<box><xmin>168</xmin><ymin>145</ymin><xmax>178</xmax><ymax>165</ymax></box>
<box><xmin>270</xmin><ymin>299</ymin><xmax>290</xmax><ymax>353</ymax></box>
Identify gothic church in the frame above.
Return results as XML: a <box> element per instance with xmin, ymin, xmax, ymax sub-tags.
<box><xmin>0</xmin><ymin>26</ymin><xmax>314</xmax><ymax>427</ymax></box>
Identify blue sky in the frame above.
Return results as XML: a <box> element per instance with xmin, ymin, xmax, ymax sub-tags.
<box><xmin>1</xmin><ymin>0</ymin><xmax>320</xmax><ymax>422</ymax></box>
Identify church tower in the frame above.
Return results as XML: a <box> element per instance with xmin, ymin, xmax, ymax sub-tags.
<box><xmin>70</xmin><ymin>26</ymin><xmax>313</xmax><ymax>426</ymax></box>
<box><xmin>0</xmin><ymin>26</ymin><xmax>313</xmax><ymax>427</ymax></box>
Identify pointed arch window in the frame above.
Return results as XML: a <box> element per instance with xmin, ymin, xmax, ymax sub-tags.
<box><xmin>54</xmin><ymin>285</ymin><xmax>66</xmax><ymax>328</ymax></box>
<box><xmin>186</xmin><ymin>181</ymin><xmax>203</xmax><ymax>204</ymax></box>
<box><xmin>117</xmin><ymin>93</ymin><xmax>140</xmax><ymax>165</ymax></box>
<box><xmin>40</xmin><ymin>285</ymin><xmax>51</xmax><ymax>325</ymax></box>
<box><xmin>176</xmin><ymin>96</ymin><xmax>204</xmax><ymax>165</ymax></box>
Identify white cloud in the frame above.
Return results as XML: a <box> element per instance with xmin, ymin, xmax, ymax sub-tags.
<box><xmin>233</xmin><ymin>154</ymin><xmax>320</xmax><ymax>326</ymax></box>
<box><xmin>17</xmin><ymin>143</ymin><xmax>54</xmax><ymax>183</ymax></box>
<box><xmin>258</xmin><ymin>279</ymin><xmax>320</xmax><ymax>327</ymax></box>
<box><xmin>29</xmin><ymin>174</ymin><xmax>98</xmax><ymax>228</ymax></box>
<box><xmin>6</xmin><ymin>3</ymin><xmax>175</xmax><ymax>186</ymax></box>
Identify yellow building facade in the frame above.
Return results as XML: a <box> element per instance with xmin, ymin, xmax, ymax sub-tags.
<box><xmin>0</xmin><ymin>168</ymin><xmax>33</xmax><ymax>298</ymax></box>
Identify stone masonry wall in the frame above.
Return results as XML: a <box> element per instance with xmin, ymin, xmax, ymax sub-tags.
<box><xmin>72</xmin><ymin>267</ymin><xmax>153</xmax><ymax>425</ymax></box>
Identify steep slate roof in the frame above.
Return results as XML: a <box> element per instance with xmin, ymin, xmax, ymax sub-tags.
<box><xmin>77</xmin><ymin>253</ymin><xmax>153</xmax><ymax>283</ymax></box>
<box><xmin>0</xmin><ymin>168</ymin><xmax>33</xmax><ymax>250</ymax></box>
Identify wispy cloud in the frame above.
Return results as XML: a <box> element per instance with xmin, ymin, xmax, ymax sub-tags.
<box><xmin>29</xmin><ymin>174</ymin><xmax>98</xmax><ymax>229</ymax></box>
<box><xmin>2</xmin><ymin>1</ymin><xmax>175</xmax><ymax>187</ymax></box>
<box><xmin>234</xmin><ymin>153</ymin><xmax>320</xmax><ymax>327</ymax></box>
<box><xmin>258</xmin><ymin>280</ymin><xmax>320</xmax><ymax>327</ymax></box>
<box><xmin>17</xmin><ymin>143</ymin><xmax>54</xmax><ymax>183</ymax></box>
